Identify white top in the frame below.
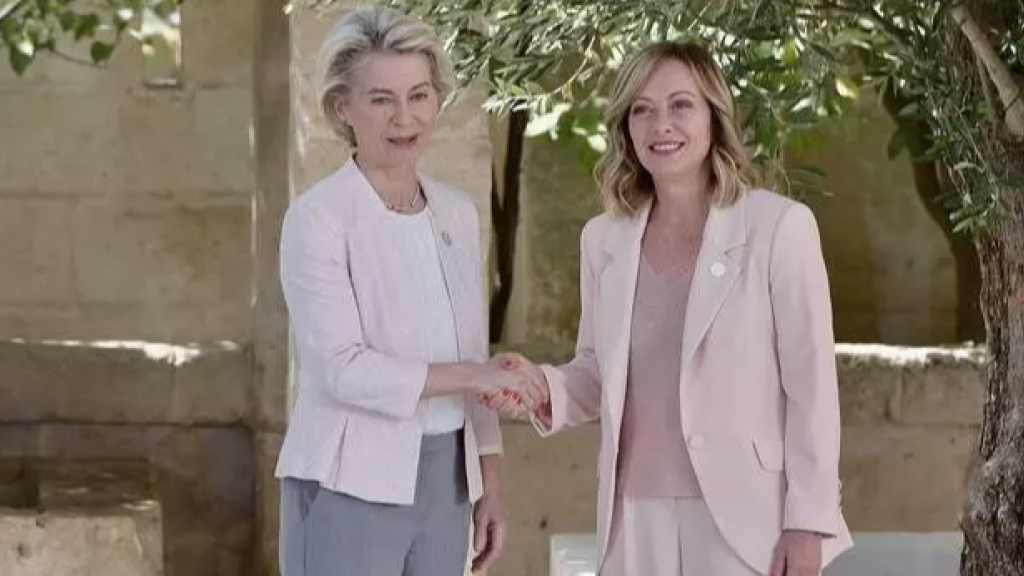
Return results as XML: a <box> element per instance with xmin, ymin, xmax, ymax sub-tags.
<box><xmin>394</xmin><ymin>208</ymin><xmax>466</xmax><ymax>435</ymax></box>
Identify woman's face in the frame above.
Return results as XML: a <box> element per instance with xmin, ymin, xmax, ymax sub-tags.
<box><xmin>336</xmin><ymin>51</ymin><xmax>440</xmax><ymax>168</ymax></box>
<box><xmin>626</xmin><ymin>58</ymin><xmax>713</xmax><ymax>185</ymax></box>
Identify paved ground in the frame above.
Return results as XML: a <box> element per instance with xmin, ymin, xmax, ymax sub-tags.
<box><xmin>550</xmin><ymin>532</ymin><xmax>962</xmax><ymax>576</ymax></box>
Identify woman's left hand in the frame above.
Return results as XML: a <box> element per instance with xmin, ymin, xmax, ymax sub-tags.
<box><xmin>470</xmin><ymin>492</ymin><xmax>507</xmax><ymax>573</ymax></box>
<box><xmin>769</xmin><ymin>530</ymin><xmax>822</xmax><ymax>576</ymax></box>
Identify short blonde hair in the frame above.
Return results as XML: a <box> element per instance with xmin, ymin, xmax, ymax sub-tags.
<box><xmin>594</xmin><ymin>41</ymin><xmax>759</xmax><ymax>217</ymax></box>
<box><xmin>315</xmin><ymin>6</ymin><xmax>454</xmax><ymax>146</ymax></box>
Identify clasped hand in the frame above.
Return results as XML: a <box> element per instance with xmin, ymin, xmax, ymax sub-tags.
<box><xmin>475</xmin><ymin>352</ymin><xmax>548</xmax><ymax>418</ymax></box>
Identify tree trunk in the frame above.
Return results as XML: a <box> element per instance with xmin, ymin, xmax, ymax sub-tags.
<box><xmin>881</xmin><ymin>81</ymin><xmax>985</xmax><ymax>342</ymax></box>
<box><xmin>959</xmin><ymin>172</ymin><xmax>1024</xmax><ymax>575</ymax></box>
<box><xmin>488</xmin><ymin>108</ymin><xmax>528</xmax><ymax>343</ymax></box>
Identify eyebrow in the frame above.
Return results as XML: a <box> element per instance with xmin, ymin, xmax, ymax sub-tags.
<box><xmin>632</xmin><ymin>90</ymin><xmax>698</xmax><ymax>104</ymax></box>
<box><xmin>367</xmin><ymin>82</ymin><xmax>432</xmax><ymax>96</ymax></box>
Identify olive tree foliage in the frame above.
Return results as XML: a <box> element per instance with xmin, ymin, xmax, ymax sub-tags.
<box><xmin>0</xmin><ymin>0</ymin><xmax>182</xmax><ymax>74</ymax></box>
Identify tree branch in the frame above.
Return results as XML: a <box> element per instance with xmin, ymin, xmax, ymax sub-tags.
<box><xmin>0</xmin><ymin>0</ymin><xmax>25</xmax><ymax>24</ymax></box>
<box><xmin>50</xmin><ymin>47</ymin><xmax>99</xmax><ymax>67</ymax></box>
<box><xmin>975</xmin><ymin>50</ymin><xmax>999</xmax><ymax>129</ymax></box>
<box><xmin>949</xmin><ymin>4</ymin><xmax>1024</xmax><ymax>138</ymax></box>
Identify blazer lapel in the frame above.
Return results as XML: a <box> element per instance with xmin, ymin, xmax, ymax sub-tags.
<box><xmin>600</xmin><ymin>201</ymin><xmax>651</xmax><ymax>439</ymax></box>
<box><xmin>680</xmin><ymin>195</ymin><xmax>747</xmax><ymax>371</ymax></box>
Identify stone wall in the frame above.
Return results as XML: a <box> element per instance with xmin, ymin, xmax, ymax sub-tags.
<box><xmin>795</xmin><ymin>99</ymin><xmax>958</xmax><ymax>345</ymax></box>
<box><xmin>0</xmin><ymin>0</ymin><xmax>255</xmax><ymax>343</ymax></box>
<box><xmin>491</xmin><ymin>344</ymin><xmax>983</xmax><ymax>576</ymax></box>
<box><xmin>0</xmin><ymin>340</ymin><xmax>983</xmax><ymax>576</ymax></box>
<box><xmin>0</xmin><ymin>341</ymin><xmax>254</xmax><ymax>576</ymax></box>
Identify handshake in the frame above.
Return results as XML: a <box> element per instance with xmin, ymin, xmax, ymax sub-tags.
<box><xmin>474</xmin><ymin>353</ymin><xmax>550</xmax><ymax>420</ymax></box>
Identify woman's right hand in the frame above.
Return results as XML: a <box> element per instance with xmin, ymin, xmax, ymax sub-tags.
<box><xmin>475</xmin><ymin>353</ymin><xmax>549</xmax><ymax>417</ymax></box>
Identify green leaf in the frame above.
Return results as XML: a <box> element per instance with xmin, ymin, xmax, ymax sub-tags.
<box><xmin>89</xmin><ymin>41</ymin><xmax>115</xmax><ymax>64</ymax></box>
<box><xmin>59</xmin><ymin>11</ymin><xmax>79</xmax><ymax>33</ymax></box>
<box><xmin>898</xmin><ymin>102</ymin><xmax>920</xmax><ymax>119</ymax></box>
<box><xmin>586</xmin><ymin>134</ymin><xmax>607</xmax><ymax>152</ymax></box>
<box><xmin>525</xmin><ymin>104</ymin><xmax>568</xmax><ymax>137</ymax></box>
<box><xmin>835</xmin><ymin>76</ymin><xmax>859</xmax><ymax>100</ymax></box>
<box><xmin>9</xmin><ymin>47</ymin><xmax>34</xmax><ymax>75</ymax></box>
<box><xmin>75</xmin><ymin>14</ymin><xmax>101</xmax><ymax>41</ymax></box>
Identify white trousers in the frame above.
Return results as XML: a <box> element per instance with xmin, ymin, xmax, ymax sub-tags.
<box><xmin>602</xmin><ymin>496</ymin><xmax>762</xmax><ymax>576</ymax></box>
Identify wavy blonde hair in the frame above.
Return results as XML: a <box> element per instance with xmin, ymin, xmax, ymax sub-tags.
<box><xmin>315</xmin><ymin>6</ymin><xmax>454</xmax><ymax>146</ymax></box>
<box><xmin>594</xmin><ymin>41</ymin><xmax>759</xmax><ymax>217</ymax></box>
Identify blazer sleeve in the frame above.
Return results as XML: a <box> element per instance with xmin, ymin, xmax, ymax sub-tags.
<box><xmin>533</xmin><ymin>218</ymin><xmax>604</xmax><ymax>436</ymax></box>
<box><xmin>769</xmin><ymin>203</ymin><xmax>842</xmax><ymax>536</ymax></box>
<box><xmin>461</xmin><ymin>200</ymin><xmax>503</xmax><ymax>456</ymax></box>
<box><xmin>279</xmin><ymin>201</ymin><xmax>428</xmax><ymax>421</ymax></box>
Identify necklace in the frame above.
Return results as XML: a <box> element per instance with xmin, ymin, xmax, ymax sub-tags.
<box><xmin>384</xmin><ymin>184</ymin><xmax>424</xmax><ymax>213</ymax></box>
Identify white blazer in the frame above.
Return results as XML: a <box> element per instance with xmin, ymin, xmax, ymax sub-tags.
<box><xmin>274</xmin><ymin>158</ymin><xmax>502</xmax><ymax>505</ymax></box>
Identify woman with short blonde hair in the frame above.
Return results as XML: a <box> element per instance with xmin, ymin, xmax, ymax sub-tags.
<box><xmin>275</xmin><ymin>6</ymin><xmax>543</xmax><ymax>576</ymax></box>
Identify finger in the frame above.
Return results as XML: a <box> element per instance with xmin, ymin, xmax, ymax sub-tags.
<box><xmin>473</xmin><ymin>514</ymin><xmax>487</xmax><ymax>553</ymax></box>
<box><xmin>492</xmin><ymin>352</ymin><xmax>525</xmax><ymax>370</ymax></box>
<box><xmin>476</xmin><ymin>522</ymin><xmax>506</xmax><ymax>572</ymax></box>
<box><xmin>505</xmin><ymin>386</ymin><xmax>534</xmax><ymax>408</ymax></box>
<box><xmin>769</xmin><ymin>545</ymin><xmax>786</xmax><ymax>576</ymax></box>
<box><xmin>493</xmin><ymin>395</ymin><xmax>524</xmax><ymax>418</ymax></box>
<box><xmin>471</xmin><ymin>531</ymin><xmax>493</xmax><ymax>572</ymax></box>
<box><xmin>522</xmin><ymin>364</ymin><xmax>550</xmax><ymax>403</ymax></box>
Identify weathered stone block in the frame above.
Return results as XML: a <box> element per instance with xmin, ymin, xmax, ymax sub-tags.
<box><xmin>253</xmin><ymin>345</ymin><xmax>291</xmax><ymax>433</ymax></box>
<box><xmin>0</xmin><ymin>342</ymin><xmax>173</xmax><ymax>423</ymax></box>
<box><xmin>0</xmin><ymin>502</ymin><xmax>163</xmax><ymax>576</ymax></box>
<box><xmin>110</xmin><ymin>88</ymin><xmax>254</xmax><ymax>195</ymax></box>
<box><xmin>173</xmin><ymin>344</ymin><xmax>252</xmax><ymax>424</ymax></box>
<box><xmin>0</xmin><ymin>424</ymin><xmax>254</xmax><ymax>576</ymax></box>
<box><xmin>34</xmin><ymin>458</ymin><xmax>152</xmax><ymax>509</ymax></box>
<box><xmin>839</xmin><ymin>425</ymin><xmax>976</xmax><ymax>531</ymax></box>
<box><xmin>0</xmin><ymin>92</ymin><xmax>120</xmax><ymax>195</ymax></box>
<box><xmin>0</xmin><ymin>301</ymin><xmax>250</xmax><ymax>343</ymax></box>
<box><xmin>0</xmin><ymin>341</ymin><xmax>249</xmax><ymax>425</ymax></box>
<box><xmin>0</xmin><ymin>458</ymin><xmax>30</xmax><ymax>509</ymax></box>
<box><xmin>899</xmin><ymin>350</ymin><xmax>985</xmax><ymax>426</ymax></box>
<box><xmin>495</xmin><ymin>422</ymin><xmax>599</xmax><ymax>576</ymax></box>
<box><xmin>182</xmin><ymin>0</ymin><xmax>255</xmax><ymax>86</ymax></box>
<box><xmin>521</xmin><ymin>136</ymin><xmax>603</xmax><ymax>347</ymax></box>
<box><xmin>836</xmin><ymin>347</ymin><xmax>903</xmax><ymax>425</ymax></box>
<box><xmin>72</xmin><ymin>196</ymin><xmax>250</xmax><ymax>307</ymax></box>
<box><xmin>0</xmin><ymin>199</ymin><xmax>76</xmax><ymax>304</ymax></box>
<box><xmin>255</xmin><ymin>432</ymin><xmax>283</xmax><ymax>576</ymax></box>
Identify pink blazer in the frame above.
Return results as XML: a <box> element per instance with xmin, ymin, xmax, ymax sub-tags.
<box><xmin>538</xmin><ymin>189</ymin><xmax>853</xmax><ymax>573</ymax></box>
<box><xmin>274</xmin><ymin>158</ymin><xmax>502</xmax><ymax>505</ymax></box>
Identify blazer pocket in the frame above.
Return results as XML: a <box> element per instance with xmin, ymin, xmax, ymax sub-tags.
<box><xmin>752</xmin><ymin>437</ymin><xmax>784</xmax><ymax>472</ymax></box>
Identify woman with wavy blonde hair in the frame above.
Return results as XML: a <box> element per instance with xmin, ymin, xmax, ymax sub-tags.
<box><xmin>490</xmin><ymin>41</ymin><xmax>852</xmax><ymax>575</ymax></box>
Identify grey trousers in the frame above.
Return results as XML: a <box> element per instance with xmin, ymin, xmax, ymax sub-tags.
<box><xmin>279</xmin><ymin>430</ymin><xmax>471</xmax><ymax>576</ymax></box>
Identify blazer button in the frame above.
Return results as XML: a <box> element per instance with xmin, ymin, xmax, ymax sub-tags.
<box><xmin>688</xmin><ymin>434</ymin><xmax>705</xmax><ymax>449</ymax></box>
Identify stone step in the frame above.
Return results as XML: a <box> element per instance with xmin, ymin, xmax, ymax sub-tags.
<box><xmin>0</xmin><ymin>502</ymin><xmax>164</xmax><ymax>576</ymax></box>
<box><xmin>550</xmin><ymin>532</ymin><xmax>963</xmax><ymax>576</ymax></box>
<box><xmin>0</xmin><ymin>458</ymin><xmax>162</xmax><ymax>576</ymax></box>
<box><xmin>0</xmin><ymin>457</ymin><xmax>151</xmax><ymax>510</ymax></box>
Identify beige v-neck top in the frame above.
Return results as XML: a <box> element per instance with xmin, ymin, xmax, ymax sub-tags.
<box><xmin>616</xmin><ymin>255</ymin><xmax>702</xmax><ymax>497</ymax></box>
